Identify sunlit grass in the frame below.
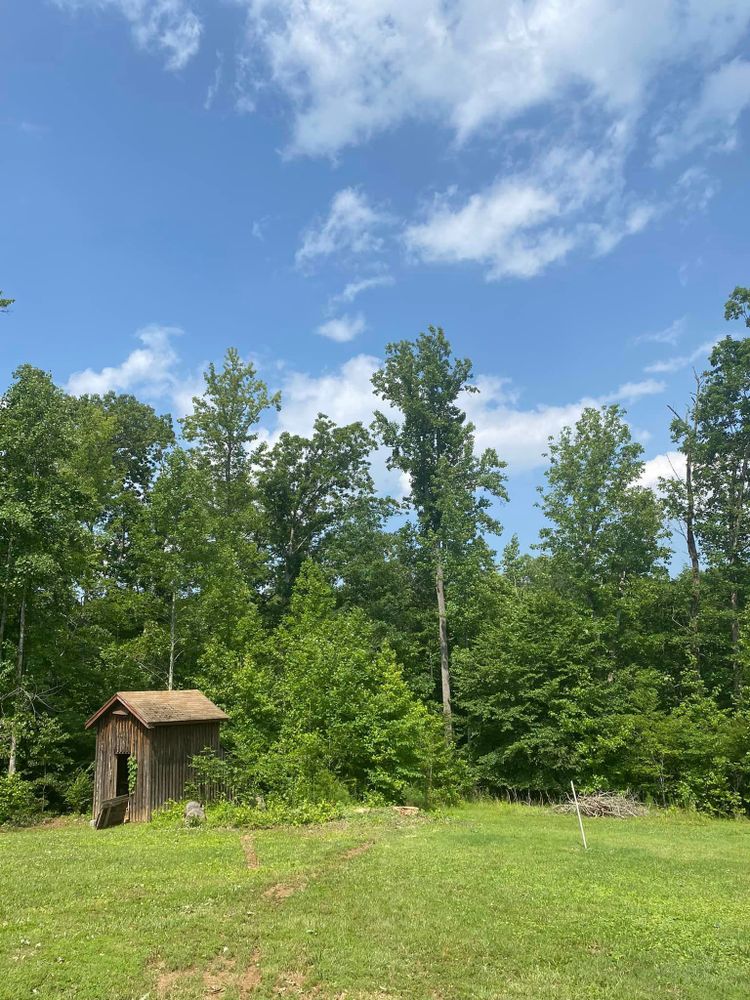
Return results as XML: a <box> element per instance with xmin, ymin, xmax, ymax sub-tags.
<box><xmin>1</xmin><ymin>804</ymin><xmax>748</xmax><ymax>999</ymax></box>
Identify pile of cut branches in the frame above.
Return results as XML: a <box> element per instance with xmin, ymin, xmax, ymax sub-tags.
<box><xmin>555</xmin><ymin>792</ymin><xmax>648</xmax><ymax>818</ymax></box>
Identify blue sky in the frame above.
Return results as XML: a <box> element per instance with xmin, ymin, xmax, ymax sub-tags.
<box><xmin>2</xmin><ymin>0</ymin><xmax>750</xmax><ymax>554</ymax></box>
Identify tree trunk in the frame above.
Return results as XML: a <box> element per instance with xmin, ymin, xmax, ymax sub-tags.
<box><xmin>684</xmin><ymin>449</ymin><xmax>701</xmax><ymax>622</ymax></box>
<box><xmin>434</xmin><ymin>556</ymin><xmax>453</xmax><ymax>742</ymax></box>
<box><xmin>8</xmin><ymin>586</ymin><xmax>26</xmax><ymax>776</ymax></box>
<box><xmin>731</xmin><ymin>585</ymin><xmax>742</xmax><ymax>701</ymax></box>
<box><xmin>168</xmin><ymin>590</ymin><xmax>176</xmax><ymax>691</ymax></box>
<box><xmin>0</xmin><ymin>533</ymin><xmax>14</xmax><ymax>660</ymax></box>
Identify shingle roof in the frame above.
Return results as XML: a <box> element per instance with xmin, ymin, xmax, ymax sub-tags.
<box><xmin>85</xmin><ymin>690</ymin><xmax>228</xmax><ymax>729</ymax></box>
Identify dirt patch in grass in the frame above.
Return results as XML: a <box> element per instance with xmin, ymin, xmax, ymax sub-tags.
<box><xmin>273</xmin><ymin>969</ymin><xmax>318</xmax><ymax>996</ymax></box>
<box><xmin>342</xmin><ymin>841</ymin><xmax>374</xmax><ymax>860</ymax></box>
<box><xmin>155</xmin><ymin>951</ymin><xmax>262</xmax><ymax>999</ymax></box>
<box><xmin>242</xmin><ymin>834</ymin><xmax>260</xmax><ymax>869</ymax></box>
<box><xmin>239</xmin><ymin>951</ymin><xmax>262</xmax><ymax>997</ymax></box>
<box><xmin>154</xmin><ymin>964</ymin><xmax>197</xmax><ymax>998</ymax></box>
<box><xmin>263</xmin><ymin>880</ymin><xmax>306</xmax><ymax>902</ymax></box>
<box><xmin>202</xmin><ymin>953</ymin><xmax>238</xmax><ymax>996</ymax></box>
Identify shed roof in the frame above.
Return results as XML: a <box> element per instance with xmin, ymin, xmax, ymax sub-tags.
<box><xmin>85</xmin><ymin>690</ymin><xmax>228</xmax><ymax>730</ymax></box>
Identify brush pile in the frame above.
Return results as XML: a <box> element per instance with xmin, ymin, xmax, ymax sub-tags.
<box><xmin>555</xmin><ymin>792</ymin><xmax>648</xmax><ymax>818</ymax></box>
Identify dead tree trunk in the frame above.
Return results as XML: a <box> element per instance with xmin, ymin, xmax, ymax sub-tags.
<box><xmin>435</xmin><ymin>555</ymin><xmax>452</xmax><ymax>743</ymax></box>
<box><xmin>685</xmin><ymin>448</ymin><xmax>701</xmax><ymax>622</ymax></box>
<box><xmin>168</xmin><ymin>590</ymin><xmax>176</xmax><ymax>691</ymax></box>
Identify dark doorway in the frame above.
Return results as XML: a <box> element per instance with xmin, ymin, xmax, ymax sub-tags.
<box><xmin>115</xmin><ymin>753</ymin><xmax>131</xmax><ymax>797</ymax></box>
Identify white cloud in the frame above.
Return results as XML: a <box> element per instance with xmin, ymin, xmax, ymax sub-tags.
<box><xmin>273</xmin><ymin>355</ymin><xmax>381</xmax><ymax>434</ymax></box>
<box><xmin>296</xmin><ymin>188</ymin><xmax>391</xmax><ymax>268</ymax></box>
<box><xmin>639</xmin><ymin>451</ymin><xmax>686</xmax><ymax>490</ymax></box>
<box><xmin>65</xmin><ymin>325</ymin><xmax>200</xmax><ymax>416</ymax></box>
<box><xmin>330</xmin><ymin>275</ymin><xmax>394</xmax><ymax>306</ymax></box>
<box><xmin>316</xmin><ymin>313</ymin><xmax>367</xmax><ymax>343</ymax></box>
<box><xmin>604</xmin><ymin>379</ymin><xmax>666</xmax><ymax>403</ymax></box>
<box><xmin>267</xmin><ymin>354</ymin><xmax>665</xmax><ymax>483</ymax></box>
<box><xmin>404</xmin><ymin>141</ymin><xmax>657</xmax><ymax>279</ymax></box>
<box><xmin>654</xmin><ymin>58</ymin><xmax>750</xmax><ymax>164</ymax></box>
<box><xmin>645</xmin><ymin>339</ymin><xmax>718</xmax><ymax>374</ymax></box>
<box><xmin>240</xmin><ymin>0</ymin><xmax>750</xmax><ymax>157</ymax></box>
<box><xmin>204</xmin><ymin>51</ymin><xmax>224</xmax><ymax>110</ymax></box>
<box><xmin>462</xmin><ymin>374</ymin><xmax>664</xmax><ymax>472</ymax></box>
<box><xmin>55</xmin><ymin>0</ymin><xmax>202</xmax><ymax>70</ymax></box>
<box><xmin>266</xmin><ymin>354</ymin><xmax>408</xmax><ymax>496</ymax></box>
<box><xmin>635</xmin><ymin>317</ymin><xmax>686</xmax><ymax>346</ymax></box>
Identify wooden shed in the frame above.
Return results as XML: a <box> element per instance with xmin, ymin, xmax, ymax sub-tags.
<box><xmin>85</xmin><ymin>689</ymin><xmax>228</xmax><ymax>824</ymax></box>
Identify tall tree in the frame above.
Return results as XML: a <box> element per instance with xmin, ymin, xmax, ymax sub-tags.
<box><xmin>0</xmin><ymin>367</ymin><xmax>96</xmax><ymax>773</ymax></box>
<box><xmin>689</xmin><ymin>335</ymin><xmax>750</xmax><ymax>699</ymax></box>
<box><xmin>77</xmin><ymin>392</ymin><xmax>174</xmax><ymax>586</ymax></box>
<box><xmin>537</xmin><ymin>405</ymin><xmax>667</xmax><ymax>607</ymax></box>
<box><xmin>372</xmin><ymin>327</ymin><xmax>507</xmax><ymax>740</ymax></box>
<box><xmin>0</xmin><ymin>291</ymin><xmax>14</xmax><ymax>312</ymax></box>
<box><xmin>134</xmin><ymin>448</ymin><xmax>213</xmax><ymax>690</ymax></box>
<box><xmin>666</xmin><ymin>380</ymin><xmax>703</xmax><ymax>617</ymax></box>
<box><xmin>724</xmin><ymin>286</ymin><xmax>750</xmax><ymax>328</ymax></box>
<box><xmin>255</xmin><ymin>414</ymin><xmax>386</xmax><ymax>606</ymax></box>
<box><xmin>181</xmin><ymin>348</ymin><xmax>280</xmax><ymax>513</ymax></box>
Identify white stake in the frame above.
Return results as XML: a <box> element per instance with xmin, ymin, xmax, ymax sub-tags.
<box><xmin>570</xmin><ymin>780</ymin><xmax>588</xmax><ymax>850</ymax></box>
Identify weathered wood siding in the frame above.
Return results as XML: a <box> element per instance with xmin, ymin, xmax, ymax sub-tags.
<box><xmin>149</xmin><ymin>722</ymin><xmax>221</xmax><ymax>817</ymax></box>
<box><xmin>93</xmin><ymin>711</ymin><xmax>222</xmax><ymax>822</ymax></box>
<box><xmin>92</xmin><ymin>712</ymin><xmax>152</xmax><ymax>822</ymax></box>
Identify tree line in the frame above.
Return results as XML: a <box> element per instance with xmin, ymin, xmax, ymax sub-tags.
<box><xmin>1</xmin><ymin>288</ymin><xmax>750</xmax><ymax>818</ymax></box>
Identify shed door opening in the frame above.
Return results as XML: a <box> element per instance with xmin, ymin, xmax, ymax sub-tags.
<box><xmin>115</xmin><ymin>753</ymin><xmax>131</xmax><ymax>797</ymax></box>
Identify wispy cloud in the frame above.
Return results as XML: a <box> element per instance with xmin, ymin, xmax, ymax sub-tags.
<box><xmin>404</xmin><ymin>141</ymin><xmax>657</xmax><ymax>280</ymax></box>
<box><xmin>645</xmin><ymin>340</ymin><xmax>718</xmax><ymax>374</ymax></box>
<box><xmin>296</xmin><ymin>188</ymin><xmax>392</xmax><ymax>269</ymax></box>
<box><xmin>316</xmin><ymin>313</ymin><xmax>367</xmax><ymax>343</ymax></box>
<box><xmin>634</xmin><ymin>317</ymin><xmax>686</xmax><ymax>346</ymax></box>
<box><xmin>204</xmin><ymin>51</ymin><xmax>224</xmax><ymax>111</ymax></box>
<box><xmin>240</xmin><ymin>1</ymin><xmax>750</xmax><ymax>159</ymax></box>
<box><xmin>604</xmin><ymin>379</ymin><xmax>666</xmax><ymax>403</ymax></box>
<box><xmin>654</xmin><ymin>57</ymin><xmax>750</xmax><ymax>165</ymax></box>
<box><xmin>54</xmin><ymin>0</ymin><xmax>202</xmax><ymax>71</ymax></box>
<box><xmin>329</xmin><ymin>274</ymin><xmax>394</xmax><ymax>307</ymax></box>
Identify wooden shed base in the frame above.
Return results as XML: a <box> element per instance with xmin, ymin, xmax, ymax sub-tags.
<box><xmin>94</xmin><ymin>794</ymin><xmax>130</xmax><ymax>829</ymax></box>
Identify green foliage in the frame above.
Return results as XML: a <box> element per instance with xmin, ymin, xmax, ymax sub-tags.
<box><xmin>152</xmin><ymin>796</ymin><xmax>345</xmax><ymax>829</ymax></box>
<box><xmin>255</xmin><ymin>414</ymin><xmax>386</xmax><ymax>608</ymax></box>
<box><xmin>0</xmin><ymin>774</ymin><xmax>39</xmax><ymax>825</ymax></box>
<box><xmin>724</xmin><ymin>285</ymin><xmax>750</xmax><ymax>327</ymax></box>
<box><xmin>181</xmin><ymin>347</ymin><xmax>280</xmax><ymax>507</ymax></box>
<box><xmin>372</xmin><ymin>326</ymin><xmax>508</xmax><ymax>736</ymax></box>
<box><xmin>537</xmin><ymin>405</ymin><xmax>668</xmax><ymax>601</ymax></box>
<box><xmin>3</xmin><ymin>299</ymin><xmax>750</xmax><ymax>819</ymax></box>
<box><xmin>0</xmin><ymin>290</ymin><xmax>14</xmax><ymax>312</ymax></box>
<box><xmin>63</xmin><ymin>767</ymin><xmax>93</xmax><ymax>814</ymax></box>
<box><xmin>372</xmin><ymin>327</ymin><xmax>507</xmax><ymax>546</ymax></box>
<box><xmin>127</xmin><ymin>755</ymin><xmax>138</xmax><ymax>795</ymax></box>
<box><xmin>455</xmin><ymin>580</ymin><xmax>602</xmax><ymax>791</ymax></box>
<box><xmin>194</xmin><ymin>563</ymin><xmax>463</xmax><ymax>807</ymax></box>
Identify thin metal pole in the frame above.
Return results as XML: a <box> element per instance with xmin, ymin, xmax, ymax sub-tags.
<box><xmin>571</xmin><ymin>780</ymin><xmax>588</xmax><ymax>850</ymax></box>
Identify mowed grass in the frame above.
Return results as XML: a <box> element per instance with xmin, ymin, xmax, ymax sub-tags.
<box><xmin>1</xmin><ymin>804</ymin><xmax>749</xmax><ymax>999</ymax></box>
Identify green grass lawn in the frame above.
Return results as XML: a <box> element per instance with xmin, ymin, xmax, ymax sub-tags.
<box><xmin>1</xmin><ymin>803</ymin><xmax>749</xmax><ymax>999</ymax></box>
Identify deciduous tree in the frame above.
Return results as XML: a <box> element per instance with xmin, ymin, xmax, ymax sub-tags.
<box><xmin>372</xmin><ymin>326</ymin><xmax>507</xmax><ymax>740</ymax></box>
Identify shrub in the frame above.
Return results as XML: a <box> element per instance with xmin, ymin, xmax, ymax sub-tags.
<box><xmin>64</xmin><ymin>767</ymin><xmax>94</xmax><ymax>814</ymax></box>
<box><xmin>0</xmin><ymin>774</ymin><xmax>40</xmax><ymax>825</ymax></box>
<box><xmin>194</xmin><ymin>564</ymin><xmax>466</xmax><ymax>808</ymax></box>
<box><xmin>151</xmin><ymin>796</ymin><xmax>345</xmax><ymax>829</ymax></box>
